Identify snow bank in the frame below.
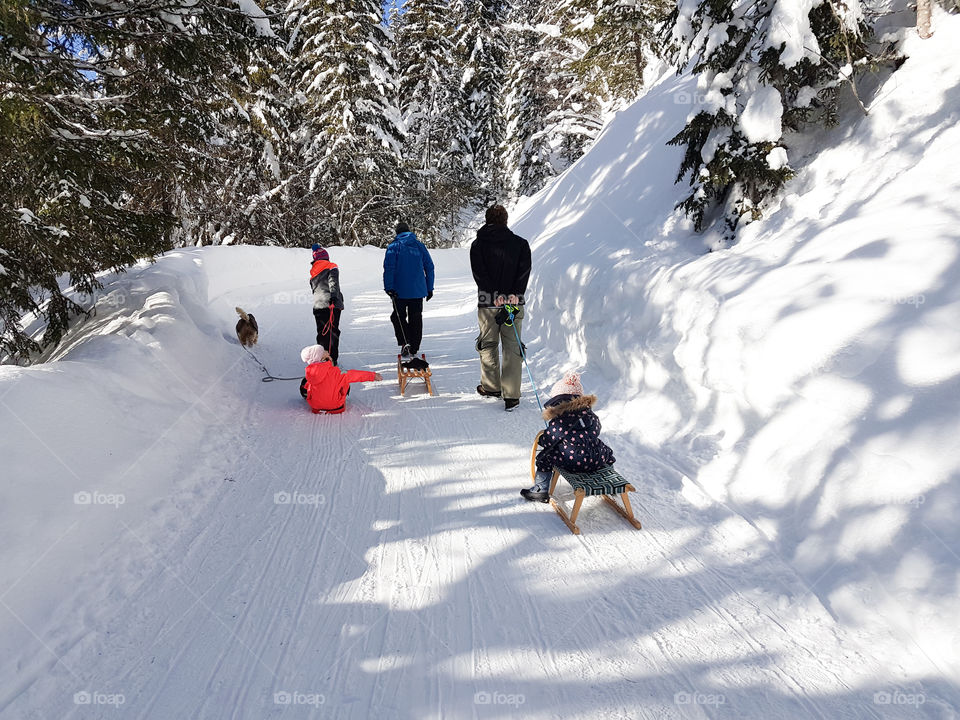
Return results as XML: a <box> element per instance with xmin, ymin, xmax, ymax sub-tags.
<box><xmin>515</xmin><ymin>12</ymin><xmax>960</xmax><ymax>683</ymax></box>
<box><xmin>0</xmin><ymin>247</ymin><xmax>314</xmax><ymax>642</ymax></box>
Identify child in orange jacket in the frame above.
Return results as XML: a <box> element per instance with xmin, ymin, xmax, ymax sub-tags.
<box><xmin>299</xmin><ymin>345</ymin><xmax>382</xmax><ymax>414</ymax></box>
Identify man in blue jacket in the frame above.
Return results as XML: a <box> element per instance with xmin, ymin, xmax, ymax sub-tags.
<box><xmin>383</xmin><ymin>222</ymin><xmax>435</xmax><ymax>363</ymax></box>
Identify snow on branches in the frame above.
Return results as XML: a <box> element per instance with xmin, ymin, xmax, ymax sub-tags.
<box><xmin>666</xmin><ymin>0</ymin><xmax>881</xmax><ymax>235</ymax></box>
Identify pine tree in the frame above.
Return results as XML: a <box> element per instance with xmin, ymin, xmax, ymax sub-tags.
<box><xmin>580</xmin><ymin>0</ymin><xmax>669</xmax><ymax>103</ymax></box>
<box><xmin>0</xmin><ymin>0</ymin><xmax>262</xmax><ymax>359</ymax></box>
<box><xmin>288</xmin><ymin>0</ymin><xmax>405</xmax><ymax>246</ymax></box>
<box><xmin>394</xmin><ymin>0</ymin><xmax>473</xmax><ymax>244</ymax></box>
<box><xmin>502</xmin><ymin>0</ymin><xmax>603</xmax><ymax>197</ymax></box>
<box><xmin>396</xmin><ymin>0</ymin><xmax>459</xmax><ymax>182</ymax></box>
<box><xmin>666</xmin><ymin>0</ymin><xmax>881</xmax><ymax>234</ymax></box>
<box><xmin>501</xmin><ymin>0</ymin><xmax>555</xmax><ymax>196</ymax></box>
<box><xmin>544</xmin><ymin>0</ymin><xmax>669</xmax><ymax>109</ymax></box>
<box><xmin>452</xmin><ymin>0</ymin><xmax>512</xmax><ymax>199</ymax></box>
<box><xmin>196</xmin><ymin>22</ymin><xmax>301</xmax><ymax>247</ymax></box>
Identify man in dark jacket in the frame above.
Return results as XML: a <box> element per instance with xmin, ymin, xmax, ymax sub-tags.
<box><xmin>383</xmin><ymin>222</ymin><xmax>435</xmax><ymax>362</ymax></box>
<box><xmin>309</xmin><ymin>244</ymin><xmax>345</xmax><ymax>365</ymax></box>
<box><xmin>470</xmin><ymin>204</ymin><xmax>531</xmax><ymax>411</ymax></box>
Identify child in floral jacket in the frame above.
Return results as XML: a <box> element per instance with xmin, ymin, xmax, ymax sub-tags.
<box><xmin>521</xmin><ymin>372</ymin><xmax>615</xmax><ymax>502</ymax></box>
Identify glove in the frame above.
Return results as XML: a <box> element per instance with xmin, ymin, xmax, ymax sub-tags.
<box><xmin>494</xmin><ymin>307</ymin><xmax>509</xmax><ymax>325</ymax></box>
<box><xmin>426</xmin><ymin>290</ymin><xmax>433</xmax><ymax>302</ymax></box>
<box><xmin>385</xmin><ymin>289</ymin><xmax>397</xmax><ymax>299</ymax></box>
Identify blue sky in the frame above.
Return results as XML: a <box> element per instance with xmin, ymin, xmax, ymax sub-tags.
<box><xmin>382</xmin><ymin>0</ymin><xmax>405</xmax><ymax>24</ymax></box>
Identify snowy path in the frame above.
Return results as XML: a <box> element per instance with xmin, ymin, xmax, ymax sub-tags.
<box><xmin>0</xmin><ymin>249</ymin><xmax>943</xmax><ymax>719</ymax></box>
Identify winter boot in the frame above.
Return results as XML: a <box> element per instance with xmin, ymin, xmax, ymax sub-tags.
<box><xmin>520</xmin><ymin>488</ymin><xmax>550</xmax><ymax>503</ymax></box>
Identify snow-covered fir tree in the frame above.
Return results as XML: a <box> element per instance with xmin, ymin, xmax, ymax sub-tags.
<box><xmin>537</xmin><ymin>2</ymin><xmax>605</xmax><ymax>177</ymax></box>
<box><xmin>501</xmin><ymin>0</ymin><xmax>556</xmax><ymax>197</ymax></box>
<box><xmin>502</xmin><ymin>0</ymin><xmax>604</xmax><ymax>198</ymax></box>
<box><xmin>168</xmin><ymin>6</ymin><xmax>300</xmax><ymax>248</ymax></box>
<box><xmin>0</xmin><ymin>0</ymin><xmax>265</xmax><ymax>358</ymax></box>
<box><xmin>287</xmin><ymin>0</ymin><xmax>405</xmax><ymax>246</ymax></box>
<box><xmin>452</xmin><ymin>0</ymin><xmax>512</xmax><ymax>200</ymax></box>
<box><xmin>203</xmin><ymin>22</ymin><xmax>307</xmax><ymax>248</ymax></box>
<box><xmin>564</xmin><ymin>0</ymin><xmax>669</xmax><ymax>105</ymax></box>
<box><xmin>394</xmin><ymin>0</ymin><xmax>473</xmax><ymax>244</ymax></box>
<box><xmin>666</xmin><ymin>0</ymin><xmax>883</xmax><ymax>234</ymax></box>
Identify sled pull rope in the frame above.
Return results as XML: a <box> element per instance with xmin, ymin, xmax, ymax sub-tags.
<box><xmin>506</xmin><ymin>305</ymin><xmax>546</xmax><ymax>423</ymax></box>
<box><xmin>321</xmin><ymin>301</ymin><xmax>336</xmax><ymax>343</ymax></box>
<box><xmin>390</xmin><ymin>294</ymin><xmax>411</xmax><ymax>349</ymax></box>
<box><xmin>242</xmin><ymin>344</ymin><xmax>301</xmax><ymax>383</ymax></box>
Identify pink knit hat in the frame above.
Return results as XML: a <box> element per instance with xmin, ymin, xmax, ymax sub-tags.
<box><xmin>301</xmin><ymin>345</ymin><xmax>331</xmax><ymax>365</ymax></box>
<box><xmin>549</xmin><ymin>371</ymin><xmax>583</xmax><ymax>397</ymax></box>
<box><xmin>312</xmin><ymin>246</ymin><xmax>329</xmax><ymax>262</ymax></box>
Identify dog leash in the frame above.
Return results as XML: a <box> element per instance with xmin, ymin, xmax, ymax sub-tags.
<box><xmin>241</xmin><ymin>345</ymin><xmax>302</xmax><ymax>383</ymax></box>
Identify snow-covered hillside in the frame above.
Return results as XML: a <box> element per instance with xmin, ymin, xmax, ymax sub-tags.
<box><xmin>1</xmin><ymin>12</ymin><xmax>959</xmax><ymax>720</ymax></box>
<box><xmin>515</xmin><ymin>6</ymin><xmax>960</xmax><ymax>696</ymax></box>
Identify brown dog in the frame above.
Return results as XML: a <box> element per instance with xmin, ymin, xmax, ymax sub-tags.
<box><xmin>235</xmin><ymin>307</ymin><xmax>259</xmax><ymax>347</ymax></box>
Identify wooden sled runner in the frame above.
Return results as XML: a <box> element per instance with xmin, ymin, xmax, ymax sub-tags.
<box><xmin>397</xmin><ymin>354</ymin><xmax>435</xmax><ymax>396</ymax></box>
<box><xmin>531</xmin><ymin>431</ymin><xmax>641</xmax><ymax>535</ymax></box>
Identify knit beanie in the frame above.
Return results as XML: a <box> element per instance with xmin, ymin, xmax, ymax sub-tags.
<box><xmin>301</xmin><ymin>345</ymin><xmax>331</xmax><ymax>365</ymax></box>
<box><xmin>396</xmin><ymin>222</ymin><xmax>410</xmax><ymax>234</ymax></box>
<box><xmin>549</xmin><ymin>371</ymin><xmax>583</xmax><ymax>398</ymax></box>
<box><xmin>312</xmin><ymin>246</ymin><xmax>329</xmax><ymax>262</ymax></box>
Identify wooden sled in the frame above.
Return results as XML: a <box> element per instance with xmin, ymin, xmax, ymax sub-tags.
<box><xmin>397</xmin><ymin>354</ymin><xmax>435</xmax><ymax>396</ymax></box>
<box><xmin>530</xmin><ymin>431</ymin><xmax>641</xmax><ymax>535</ymax></box>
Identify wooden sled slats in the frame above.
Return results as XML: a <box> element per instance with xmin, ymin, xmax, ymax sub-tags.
<box><xmin>397</xmin><ymin>355</ymin><xmax>435</xmax><ymax>397</ymax></box>
<box><xmin>531</xmin><ymin>431</ymin><xmax>641</xmax><ymax>535</ymax></box>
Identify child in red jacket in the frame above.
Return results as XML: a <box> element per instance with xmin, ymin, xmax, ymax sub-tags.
<box><xmin>299</xmin><ymin>345</ymin><xmax>382</xmax><ymax>414</ymax></box>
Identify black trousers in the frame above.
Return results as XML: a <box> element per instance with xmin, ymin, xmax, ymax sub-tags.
<box><xmin>313</xmin><ymin>307</ymin><xmax>342</xmax><ymax>364</ymax></box>
<box><xmin>389</xmin><ymin>298</ymin><xmax>423</xmax><ymax>354</ymax></box>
